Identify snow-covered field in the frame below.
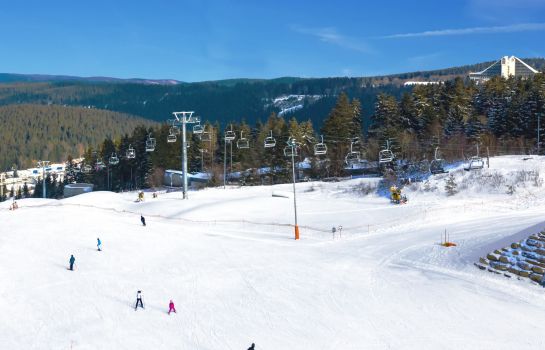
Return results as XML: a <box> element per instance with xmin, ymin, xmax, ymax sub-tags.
<box><xmin>2</xmin><ymin>156</ymin><xmax>545</xmax><ymax>349</ymax></box>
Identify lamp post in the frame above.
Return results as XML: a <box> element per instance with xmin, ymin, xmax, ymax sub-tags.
<box><xmin>287</xmin><ymin>138</ymin><xmax>300</xmax><ymax>240</ymax></box>
<box><xmin>538</xmin><ymin>112</ymin><xmax>542</xmax><ymax>155</ymax></box>
<box><xmin>223</xmin><ymin>138</ymin><xmax>227</xmax><ymax>189</ymax></box>
<box><xmin>37</xmin><ymin>161</ymin><xmax>50</xmax><ymax>198</ymax></box>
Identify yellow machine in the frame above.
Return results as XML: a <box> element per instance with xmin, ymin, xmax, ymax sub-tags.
<box><xmin>390</xmin><ymin>186</ymin><xmax>407</xmax><ymax>204</ymax></box>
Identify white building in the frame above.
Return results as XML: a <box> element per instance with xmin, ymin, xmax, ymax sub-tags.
<box><xmin>469</xmin><ymin>56</ymin><xmax>538</xmax><ymax>83</ymax></box>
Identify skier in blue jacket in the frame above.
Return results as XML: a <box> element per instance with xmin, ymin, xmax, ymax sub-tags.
<box><xmin>69</xmin><ymin>255</ymin><xmax>75</xmax><ymax>271</ymax></box>
<box><xmin>97</xmin><ymin>238</ymin><xmax>102</xmax><ymax>251</ymax></box>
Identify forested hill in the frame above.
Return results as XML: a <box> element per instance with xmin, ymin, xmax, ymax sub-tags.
<box><xmin>0</xmin><ymin>57</ymin><xmax>542</xmax><ymax>135</ymax></box>
<box><xmin>0</xmin><ymin>104</ymin><xmax>157</xmax><ymax>169</ymax></box>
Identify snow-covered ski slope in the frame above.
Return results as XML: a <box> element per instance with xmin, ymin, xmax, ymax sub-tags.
<box><xmin>2</xmin><ymin>156</ymin><xmax>545</xmax><ymax>350</ymax></box>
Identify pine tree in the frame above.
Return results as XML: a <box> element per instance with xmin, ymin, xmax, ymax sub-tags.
<box><xmin>322</xmin><ymin>93</ymin><xmax>364</xmax><ymax>176</ymax></box>
<box><xmin>22</xmin><ymin>182</ymin><xmax>29</xmax><ymax>198</ymax></box>
<box><xmin>445</xmin><ymin>174</ymin><xmax>458</xmax><ymax>196</ymax></box>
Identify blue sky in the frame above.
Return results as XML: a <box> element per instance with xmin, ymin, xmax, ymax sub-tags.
<box><xmin>0</xmin><ymin>0</ymin><xmax>544</xmax><ymax>81</ymax></box>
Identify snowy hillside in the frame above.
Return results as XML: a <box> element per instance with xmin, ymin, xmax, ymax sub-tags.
<box><xmin>2</xmin><ymin>156</ymin><xmax>545</xmax><ymax>349</ymax></box>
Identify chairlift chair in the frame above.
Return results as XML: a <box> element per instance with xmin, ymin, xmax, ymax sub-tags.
<box><xmin>345</xmin><ymin>139</ymin><xmax>361</xmax><ymax>165</ymax></box>
<box><xmin>237</xmin><ymin>131</ymin><xmax>250</xmax><ymax>149</ymax></box>
<box><xmin>167</xmin><ymin>128</ymin><xmax>177</xmax><ymax>143</ymax></box>
<box><xmin>126</xmin><ymin>144</ymin><xmax>136</xmax><ymax>159</ymax></box>
<box><xmin>109</xmin><ymin>153</ymin><xmax>119</xmax><ymax>165</ymax></box>
<box><xmin>284</xmin><ymin>145</ymin><xmax>298</xmax><ymax>157</ymax></box>
<box><xmin>345</xmin><ymin>151</ymin><xmax>361</xmax><ymax>165</ymax></box>
<box><xmin>430</xmin><ymin>159</ymin><xmax>446</xmax><ymax>174</ymax></box>
<box><xmin>146</xmin><ymin>134</ymin><xmax>156</xmax><ymax>152</ymax></box>
<box><xmin>464</xmin><ymin>156</ymin><xmax>484</xmax><ymax>171</ymax></box>
<box><xmin>225</xmin><ymin>128</ymin><xmax>236</xmax><ymax>141</ymax></box>
<box><xmin>264</xmin><ymin>130</ymin><xmax>276</xmax><ymax>148</ymax></box>
<box><xmin>200</xmin><ymin>127</ymin><xmax>211</xmax><ymax>142</ymax></box>
<box><xmin>193</xmin><ymin>123</ymin><xmax>204</xmax><ymax>134</ymax></box>
<box><xmin>379</xmin><ymin>149</ymin><xmax>394</xmax><ymax>163</ymax></box>
<box><xmin>429</xmin><ymin>147</ymin><xmax>446</xmax><ymax>174</ymax></box>
<box><xmin>95</xmin><ymin>159</ymin><xmax>105</xmax><ymax>170</ymax></box>
<box><xmin>314</xmin><ymin>135</ymin><xmax>327</xmax><ymax>155</ymax></box>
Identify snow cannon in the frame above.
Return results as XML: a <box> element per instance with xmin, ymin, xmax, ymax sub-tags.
<box><xmin>389</xmin><ymin>186</ymin><xmax>407</xmax><ymax>204</ymax></box>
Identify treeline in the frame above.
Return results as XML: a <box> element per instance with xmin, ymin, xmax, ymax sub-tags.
<box><xmin>0</xmin><ymin>104</ymin><xmax>157</xmax><ymax>169</ymax></box>
<box><xmin>74</xmin><ymin>73</ymin><xmax>545</xmax><ymax>192</ymax></box>
<box><xmin>69</xmin><ymin>92</ymin><xmax>363</xmax><ymax>192</ymax></box>
<box><xmin>0</xmin><ymin>80</ymin><xmax>407</xmax><ymax>130</ymax></box>
<box><xmin>369</xmin><ymin>74</ymin><xmax>545</xmax><ymax>160</ymax></box>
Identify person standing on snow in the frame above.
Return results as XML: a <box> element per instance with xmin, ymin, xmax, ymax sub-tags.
<box><xmin>135</xmin><ymin>290</ymin><xmax>144</xmax><ymax>310</ymax></box>
<box><xmin>97</xmin><ymin>238</ymin><xmax>102</xmax><ymax>251</ymax></box>
<box><xmin>69</xmin><ymin>255</ymin><xmax>75</xmax><ymax>271</ymax></box>
<box><xmin>140</xmin><ymin>215</ymin><xmax>146</xmax><ymax>226</ymax></box>
<box><xmin>247</xmin><ymin>343</ymin><xmax>255</xmax><ymax>350</ymax></box>
<box><xmin>168</xmin><ymin>300</ymin><xmax>176</xmax><ymax>315</ymax></box>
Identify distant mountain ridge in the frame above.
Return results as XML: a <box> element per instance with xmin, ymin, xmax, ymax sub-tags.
<box><xmin>1</xmin><ymin>57</ymin><xmax>543</xmax><ymax>85</ymax></box>
<box><xmin>0</xmin><ymin>73</ymin><xmax>182</xmax><ymax>85</ymax></box>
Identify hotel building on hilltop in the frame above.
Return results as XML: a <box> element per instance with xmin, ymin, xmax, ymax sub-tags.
<box><xmin>469</xmin><ymin>56</ymin><xmax>539</xmax><ymax>83</ymax></box>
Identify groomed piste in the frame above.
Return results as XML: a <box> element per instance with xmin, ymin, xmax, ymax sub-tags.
<box><xmin>2</xmin><ymin>156</ymin><xmax>545</xmax><ymax>349</ymax></box>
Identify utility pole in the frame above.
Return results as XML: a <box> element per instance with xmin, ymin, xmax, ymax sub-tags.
<box><xmin>287</xmin><ymin>138</ymin><xmax>300</xmax><ymax>240</ymax></box>
<box><xmin>223</xmin><ymin>139</ymin><xmax>227</xmax><ymax>189</ymax></box>
<box><xmin>200</xmin><ymin>149</ymin><xmax>205</xmax><ymax>172</ymax></box>
<box><xmin>538</xmin><ymin>112</ymin><xmax>542</xmax><ymax>155</ymax></box>
<box><xmin>171</xmin><ymin>111</ymin><xmax>199</xmax><ymax>199</ymax></box>
<box><xmin>0</xmin><ymin>172</ymin><xmax>5</xmax><ymax>200</ymax></box>
<box><xmin>37</xmin><ymin>160</ymin><xmax>50</xmax><ymax>199</ymax></box>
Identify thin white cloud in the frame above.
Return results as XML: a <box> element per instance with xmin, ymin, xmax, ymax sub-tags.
<box><xmin>292</xmin><ymin>25</ymin><xmax>374</xmax><ymax>53</ymax></box>
<box><xmin>381</xmin><ymin>22</ymin><xmax>545</xmax><ymax>39</ymax></box>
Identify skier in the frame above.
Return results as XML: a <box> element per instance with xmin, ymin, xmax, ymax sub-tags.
<box><xmin>135</xmin><ymin>290</ymin><xmax>144</xmax><ymax>310</ymax></box>
<box><xmin>247</xmin><ymin>343</ymin><xmax>255</xmax><ymax>350</ymax></box>
<box><xmin>69</xmin><ymin>254</ymin><xmax>75</xmax><ymax>271</ymax></box>
<box><xmin>168</xmin><ymin>300</ymin><xmax>176</xmax><ymax>315</ymax></box>
<box><xmin>97</xmin><ymin>238</ymin><xmax>102</xmax><ymax>251</ymax></box>
<box><xmin>140</xmin><ymin>215</ymin><xmax>146</xmax><ymax>226</ymax></box>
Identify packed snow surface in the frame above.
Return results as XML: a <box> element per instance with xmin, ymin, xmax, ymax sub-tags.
<box><xmin>2</xmin><ymin>156</ymin><xmax>545</xmax><ymax>349</ymax></box>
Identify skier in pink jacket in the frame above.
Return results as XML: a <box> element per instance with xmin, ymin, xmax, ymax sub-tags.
<box><xmin>168</xmin><ymin>300</ymin><xmax>176</xmax><ymax>315</ymax></box>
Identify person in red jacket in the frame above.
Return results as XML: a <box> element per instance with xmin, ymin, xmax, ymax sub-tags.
<box><xmin>168</xmin><ymin>300</ymin><xmax>176</xmax><ymax>315</ymax></box>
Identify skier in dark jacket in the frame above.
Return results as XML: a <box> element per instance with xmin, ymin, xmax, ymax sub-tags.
<box><xmin>135</xmin><ymin>290</ymin><xmax>144</xmax><ymax>310</ymax></box>
<box><xmin>247</xmin><ymin>343</ymin><xmax>255</xmax><ymax>350</ymax></box>
<box><xmin>69</xmin><ymin>255</ymin><xmax>75</xmax><ymax>271</ymax></box>
<box><xmin>140</xmin><ymin>215</ymin><xmax>146</xmax><ymax>226</ymax></box>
